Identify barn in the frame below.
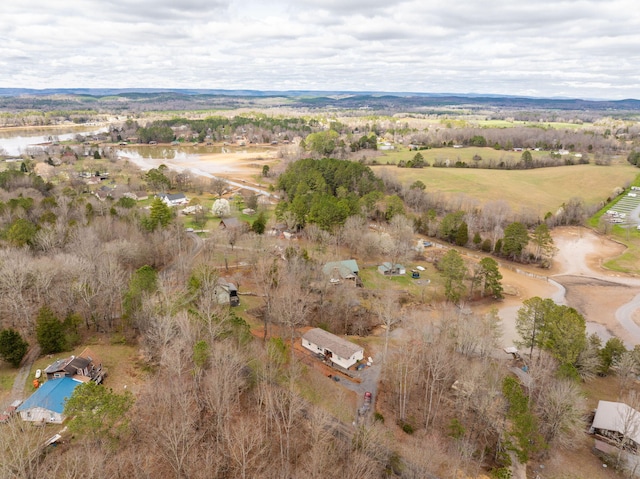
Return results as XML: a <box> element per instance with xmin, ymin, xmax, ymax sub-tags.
<box><xmin>302</xmin><ymin>328</ymin><xmax>364</xmax><ymax>369</ymax></box>
<box><xmin>17</xmin><ymin>377</ymin><xmax>83</xmax><ymax>424</ymax></box>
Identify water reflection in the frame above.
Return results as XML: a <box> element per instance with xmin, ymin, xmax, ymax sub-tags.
<box><xmin>0</xmin><ymin>126</ymin><xmax>108</xmax><ymax>156</ymax></box>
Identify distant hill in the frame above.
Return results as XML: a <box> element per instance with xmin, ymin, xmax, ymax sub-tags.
<box><xmin>0</xmin><ymin>88</ymin><xmax>639</xmax><ymax>113</ymax></box>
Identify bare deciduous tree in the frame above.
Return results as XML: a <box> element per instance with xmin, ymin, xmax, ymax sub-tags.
<box><xmin>420</xmin><ymin>330</ymin><xmax>457</xmax><ymax>428</ymax></box>
<box><xmin>224</xmin><ymin>415</ymin><xmax>268</xmax><ymax>479</ymax></box>
<box><xmin>0</xmin><ymin>419</ymin><xmax>48</xmax><ymax>479</ymax></box>
<box><xmin>534</xmin><ymin>378</ymin><xmax>585</xmax><ymax>449</ymax></box>
<box><xmin>374</xmin><ymin>289</ymin><xmax>401</xmax><ymax>362</ymax></box>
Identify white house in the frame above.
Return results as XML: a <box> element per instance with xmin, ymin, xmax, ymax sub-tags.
<box><xmin>16</xmin><ymin>377</ymin><xmax>83</xmax><ymax>424</ymax></box>
<box><xmin>158</xmin><ymin>193</ymin><xmax>189</xmax><ymax>207</ymax></box>
<box><xmin>302</xmin><ymin>328</ymin><xmax>364</xmax><ymax>369</ymax></box>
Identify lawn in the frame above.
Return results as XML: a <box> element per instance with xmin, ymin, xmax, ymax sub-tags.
<box><xmin>359</xmin><ymin>262</ymin><xmax>442</xmax><ymax>304</ymax></box>
<box><xmin>602</xmin><ymin>238</ymin><xmax>640</xmax><ymax>273</ymax></box>
<box><xmin>375</xmin><ymin>163</ymin><xmax>638</xmax><ymax>216</ymax></box>
<box><xmin>0</xmin><ymin>362</ymin><xmax>18</xmax><ymax>405</ymax></box>
<box><xmin>587</xmin><ymin>179</ymin><xmax>640</xmax><ymax>274</ymax></box>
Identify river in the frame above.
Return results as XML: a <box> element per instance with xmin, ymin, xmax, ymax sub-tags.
<box><xmin>0</xmin><ymin>126</ymin><xmax>108</xmax><ymax>156</ymax></box>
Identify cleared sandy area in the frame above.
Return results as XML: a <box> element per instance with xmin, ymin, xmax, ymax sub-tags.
<box><xmin>119</xmin><ymin>148</ymin><xmax>278</xmax><ymax>179</ymax></box>
<box><xmin>496</xmin><ymin>226</ymin><xmax>640</xmax><ymax>348</ymax></box>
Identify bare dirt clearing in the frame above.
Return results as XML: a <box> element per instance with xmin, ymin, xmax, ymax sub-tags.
<box><xmin>119</xmin><ymin>146</ymin><xmax>279</xmax><ymax>182</ymax></box>
<box><xmin>496</xmin><ymin>226</ymin><xmax>640</xmax><ymax>348</ymax></box>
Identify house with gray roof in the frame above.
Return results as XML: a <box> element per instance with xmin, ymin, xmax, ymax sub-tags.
<box><xmin>302</xmin><ymin>328</ymin><xmax>364</xmax><ymax>369</ymax></box>
<box><xmin>378</xmin><ymin>262</ymin><xmax>406</xmax><ymax>276</ymax></box>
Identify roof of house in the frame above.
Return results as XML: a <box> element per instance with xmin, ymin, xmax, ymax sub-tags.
<box><xmin>45</xmin><ymin>349</ymin><xmax>101</xmax><ymax>376</ymax></box>
<box><xmin>67</xmin><ymin>356</ymin><xmax>91</xmax><ymax>371</ymax></box>
<box><xmin>44</xmin><ymin>357</ymin><xmax>74</xmax><ymax>374</ymax></box>
<box><xmin>322</xmin><ymin>260</ymin><xmax>359</xmax><ymax>278</ymax></box>
<box><xmin>302</xmin><ymin>328</ymin><xmax>363</xmax><ymax>359</ymax></box>
<box><xmin>217</xmin><ymin>279</ymin><xmax>238</xmax><ymax>293</ymax></box>
<box><xmin>17</xmin><ymin>377</ymin><xmax>82</xmax><ymax>414</ymax></box>
<box><xmin>379</xmin><ymin>262</ymin><xmax>404</xmax><ymax>271</ymax></box>
<box><xmin>592</xmin><ymin>400</ymin><xmax>640</xmax><ymax>445</ymax></box>
<box><xmin>78</xmin><ymin>347</ymin><xmax>102</xmax><ymax>366</ymax></box>
<box><xmin>220</xmin><ymin>217</ymin><xmax>244</xmax><ymax>229</ymax></box>
<box><xmin>159</xmin><ymin>193</ymin><xmax>186</xmax><ymax>201</ymax></box>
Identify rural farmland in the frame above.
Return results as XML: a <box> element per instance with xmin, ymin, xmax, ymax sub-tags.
<box><xmin>378</xmin><ymin>162</ymin><xmax>638</xmax><ymax>214</ymax></box>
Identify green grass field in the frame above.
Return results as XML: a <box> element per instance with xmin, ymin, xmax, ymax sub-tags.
<box><xmin>472</xmin><ymin>119</ymin><xmax>590</xmax><ymax>130</ymax></box>
<box><xmin>376</xmin><ymin>163</ymin><xmax>638</xmax><ymax>216</ymax></box>
<box><xmin>0</xmin><ymin>363</ymin><xmax>18</xmax><ymax>404</ymax></box>
<box><xmin>587</xmin><ymin>178</ymin><xmax>640</xmax><ymax>273</ymax></box>
<box><xmin>376</xmin><ymin>146</ymin><xmax>572</xmax><ymax>167</ymax></box>
<box><xmin>358</xmin><ymin>263</ymin><xmax>442</xmax><ymax>303</ymax></box>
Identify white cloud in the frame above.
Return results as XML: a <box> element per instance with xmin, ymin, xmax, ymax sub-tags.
<box><xmin>0</xmin><ymin>0</ymin><xmax>639</xmax><ymax>98</ymax></box>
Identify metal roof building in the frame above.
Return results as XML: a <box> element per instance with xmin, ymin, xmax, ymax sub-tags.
<box><xmin>322</xmin><ymin>259</ymin><xmax>360</xmax><ymax>280</ymax></box>
<box><xmin>17</xmin><ymin>377</ymin><xmax>82</xmax><ymax>424</ymax></box>
<box><xmin>592</xmin><ymin>401</ymin><xmax>640</xmax><ymax>445</ymax></box>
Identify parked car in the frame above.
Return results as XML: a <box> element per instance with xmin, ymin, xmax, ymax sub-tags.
<box><xmin>35</xmin><ymin>369</ymin><xmax>41</xmax><ymax>379</ymax></box>
<box><xmin>364</xmin><ymin>391</ymin><xmax>372</xmax><ymax>409</ymax></box>
<box><xmin>358</xmin><ymin>391</ymin><xmax>373</xmax><ymax>417</ymax></box>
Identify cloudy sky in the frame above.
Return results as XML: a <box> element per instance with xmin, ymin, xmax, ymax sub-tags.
<box><xmin>1</xmin><ymin>0</ymin><xmax>639</xmax><ymax>99</ymax></box>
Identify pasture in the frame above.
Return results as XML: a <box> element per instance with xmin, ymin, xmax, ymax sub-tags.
<box><xmin>472</xmin><ymin>119</ymin><xmax>590</xmax><ymax>130</ymax></box>
<box><xmin>376</xmin><ymin>146</ymin><xmax>559</xmax><ymax>167</ymax></box>
<box><xmin>375</xmin><ymin>163</ymin><xmax>639</xmax><ymax>216</ymax></box>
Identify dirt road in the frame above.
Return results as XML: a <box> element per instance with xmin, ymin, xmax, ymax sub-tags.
<box><xmin>1</xmin><ymin>345</ymin><xmax>40</xmax><ymax>411</ymax></box>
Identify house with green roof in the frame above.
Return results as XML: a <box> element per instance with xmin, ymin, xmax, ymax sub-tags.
<box><xmin>322</xmin><ymin>259</ymin><xmax>361</xmax><ymax>285</ymax></box>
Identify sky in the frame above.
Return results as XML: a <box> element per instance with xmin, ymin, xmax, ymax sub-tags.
<box><xmin>1</xmin><ymin>0</ymin><xmax>639</xmax><ymax>100</ymax></box>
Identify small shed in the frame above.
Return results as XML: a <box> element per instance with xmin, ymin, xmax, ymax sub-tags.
<box><xmin>302</xmin><ymin>328</ymin><xmax>364</xmax><ymax>369</ymax></box>
<box><xmin>215</xmin><ymin>279</ymin><xmax>240</xmax><ymax>306</ymax></box>
<box><xmin>378</xmin><ymin>262</ymin><xmax>406</xmax><ymax>276</ymax></box>
<box><xmin>17</xmin><ymin>377</ymin><xmax>82</xmax><ymax>424</ymax></box>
